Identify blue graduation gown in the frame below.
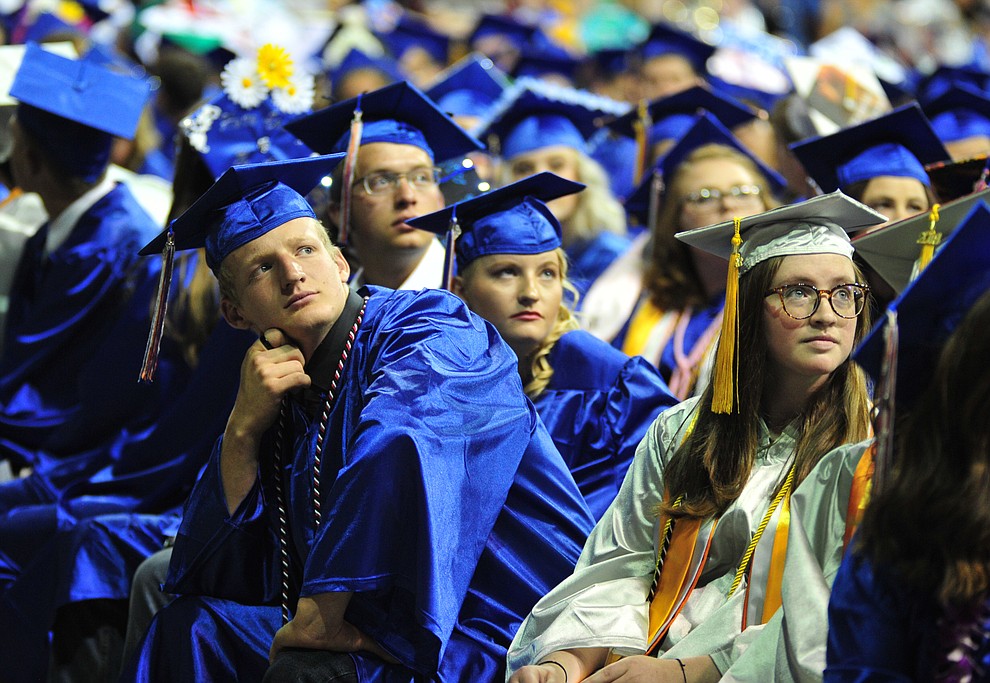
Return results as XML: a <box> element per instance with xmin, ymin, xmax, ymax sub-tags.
<box><xmin>532</xmin><ymin>329</ymin><xmax>676</xmax><ymax>519</ymax></box>
<box><xmin>130</xmin><ymin>287</ymin><xmax>595</xmax><ymax>682</ymax></box>
<box><xmin>826</xmin><ymin>551</ymin><xmax>940</xmax><ymax>682</ymax></box>
<box><xmin>565</xmin><ymin>231</ymin><xmax>632</xmax><ymax>301</ymax></box>
<box><xmin>0</xmin><ymin>319</ymin><xmax>254</xmax><ymax>682</ymax></box>
<box><xmin>0</xmin><ymin>183</ymin><xmax>165</xmax><ymax>466</ymax></box>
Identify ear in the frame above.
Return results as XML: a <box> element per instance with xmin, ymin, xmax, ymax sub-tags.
<box><xmin>450</xmin><ymin>275</ymin><xmax>466</xmax><ymax>299</ymax></box>
<box><xmin>332</xmin><ymin>247</ymin><xmax>350</xmax><ymax>283</ymax></box>
<box><xmin>220</xmin><ymin>297</ymin><xmax>253</xmax><ymax>331</ymax></box>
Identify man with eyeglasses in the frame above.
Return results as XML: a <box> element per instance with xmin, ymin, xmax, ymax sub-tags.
<box><xmin>286</xmin><ymin>82</ymin><xmax>474</xmax><ymax>291</ymax></box>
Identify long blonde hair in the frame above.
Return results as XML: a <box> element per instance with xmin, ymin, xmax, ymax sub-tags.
<box><xmin>499</xmin><ymin>148</ymin><xmax>627</xmax><ymax>246</ymax></box>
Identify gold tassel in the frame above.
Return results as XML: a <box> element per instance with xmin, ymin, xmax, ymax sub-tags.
<box><xmin>339</xmin><ymin>95</ymin><xmax>364</xmax><ymax>246</ymax></box>
<box><xmin>138</xmin><ymin>229</ymin><xmax>175</xmax><ymax>383</ymax></box>
<box><xmin>442</xmin><ymin>206</ymin><xmax>461</xmax><ymax>290</ymax></box>
<box><xmin>633</xmin><ymin>98</ymin><xmax>649</xmax><ymax>187</ymax></box>
<box><xmin>711</xmin><ymin>217</ymin><xmax>742</xmax><ymax>414</ymax></box>
<box><xmin>915</xmin><ymin>203</ymin><xmax>942</xmax><ymax>274</ymax></box>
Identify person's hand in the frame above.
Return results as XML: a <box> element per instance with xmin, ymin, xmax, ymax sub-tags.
<box><xmin>583</xmin><ymin>655</ymin><xmax>684</xmax><ymax>682</ymax></box>
<box><xmin>268</xmin><ymin>594</ymin><xmax>398</xmax><ymax>665</ymax></box>
<box><xmin>228</xmin><ymin>328</ymin><xmax>311</xmax><ymax>442</ymax></box>
<box><xmin>509</xmin><ymin>662</ymin><xmax>570</xmax><ymax>682</ymax></box>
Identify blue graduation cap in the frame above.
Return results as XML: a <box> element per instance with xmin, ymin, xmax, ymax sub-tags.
<box><xmin>923</xmin><ymin>82</ymin><xmax>990</xmax><ymax>143</ymax></box>
<box><xmin>140</xmin><ymin>154</ymin><xmax>346</xmax><ymax>271</ymax></box>
<box><xmin>285</xmin><ymin>80</ymin><xmax>482</xmax><ymax>163</ymax></box>
<box><xmin>425</xmin><ymin>53</ymin><xmax>509</xmax><ymax>120</ymax></box>
<box><xmin>584</xmin><ymin>47</ymin><xmax>633</xmax><ymax>79</ymax></box>
<box><xmin>624</xmin><ymin>111</ymin><xmax>786</xmax><ymax>222</ymax></box>
<box><xmin>789</xmin><ymin>103</ymin><xmax>950</xmax><ymax>193</ymax></box>
<box><xmin>468</xmin><ymin>13</ymin><xmax>540</xmax><ymax>50</ymax></box>
<box><xmin>20</xmin><ymin>11</ymin><xmax>84</xmax><ymax>43</ymax></box>
<box><xmin>379</xmin><ymin>15</ymin><xmax>450</xmax><ymax>66</ymax></box>
<box><xmin>179</xmin><ymin>89</ymin><xmax>314</xmax><ymax>180</ymax></box>
<box><xmin>638</xmin><ymin>22</ymin><xmax>714</xmax><ymax>72</ymax></box>
<box><xmin>10</xmin><ymin>41</ymin><xmax>151</xmax><ymax>182</ymax></box>
<box><xmin>917</xmin><ymin>64</ymin><xmax>990</xmax><ymax>105</ymax></box>
<box><xmin>475</xmin><ymin>77</ymin><xmax>630</xmax><ymax>158</ymax></box>
<box><xmin>707</xmin><ymin>75</ymin><xmax>789</xmax><ymax>115</ymax></box>
<box><xmin>852</xmin><ymin>187</ymin><xmax>990</xmax><ymax>294</ymax></box>
<box><xmin>331</xmin><ymin>48</ymin><xmax>403</xmax><ymax>87</ymax></box>
<box><xmin>854</xmin><ymin>201</ymin><xmax>990</xmax><ymax>417</ymax></box>
<box><xmin>406</xmin><ymin>171</ymin><xmax>584</xmax><ymax>272</ymax></box>
<box><xmin>605</xmin><ymin>84</ymin><xmax>757</xmax><ymax>140</ymax></box>
<box><xmin>511</xmin><ymin>42</ymin><xmax>582</xmax><ymax>82</ymax></box>
<box><xmin>925</xmin><ymin>154</ymin><xmax>990</xmax><ymax>202</ymax></box>
<box><xmin>136</xmin><ymin>153</ymin><xmax>344</xmax><ymax>381</ymax></box>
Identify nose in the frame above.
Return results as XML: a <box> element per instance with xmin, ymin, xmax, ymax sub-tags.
<box><xmin>279</xmin><ymin>255</ymin><xmax>305</xmax><ymax>289</ymax></box>
<box><xmin>518</xmin><ymin>275</ymin><xmax>540</xmax><ymax>304</ymax></box>
<box><xmin>393</xmin><ymin>174</ymin><xmax>417</xmax><ymax>204</ymax></box>
<box><xmin>809</xmin><ymin>290</ymin><xmax>839</xmax><ymax>325</ymax></box>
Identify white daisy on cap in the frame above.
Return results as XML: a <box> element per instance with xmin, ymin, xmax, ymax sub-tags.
<box><xmin>674</xmin><ymin>191</ymin><xmax>886</xmax><ymax>413</ymax></box>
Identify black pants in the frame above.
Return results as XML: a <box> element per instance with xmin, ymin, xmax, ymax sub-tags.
<box><xmin>263</xmin><ymin>649</ymin><xmax>359</xmax><ymax>683</ymax></box>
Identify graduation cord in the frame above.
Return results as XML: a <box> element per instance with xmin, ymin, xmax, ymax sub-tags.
<box><xmin>649</xmin><ymin>495</ymin><xmax>682</xmax><ymax>600</ymax></box>
<box><xmin>273</xmin><ymin>296</ymin><xmax>368</xmax><ymax>624</ymax></box>
<box><xmin>312</xmin><ymin>297</ymin><xmax>367</xmax><ymax>530</ymax></box>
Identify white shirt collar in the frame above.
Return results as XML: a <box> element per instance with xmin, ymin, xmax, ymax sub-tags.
<box><xmin>45</xmin><ymin>176</ymin><xmax>116</xmax><ymax>258</ymax></box>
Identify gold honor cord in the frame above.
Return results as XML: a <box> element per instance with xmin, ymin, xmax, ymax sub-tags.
<box><xmin>728</xmin><ymin>462</ymin><xmax>796</xmax><ymax>597</ymax></box>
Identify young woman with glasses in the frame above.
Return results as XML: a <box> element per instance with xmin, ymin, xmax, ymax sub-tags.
<box><xmin>582</xmin><ymin>114</ymin><xmax>785</xmax><ymax>401</ymax></box>
<box><xmin>507</xmin><ymin>193</ymin><xmax>882</xmax><ymax>683</ymax></box>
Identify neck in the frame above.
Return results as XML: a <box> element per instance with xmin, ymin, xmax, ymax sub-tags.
<box><xmin>360</xmin><ymin>245</ymin><xmax>427</xmax><ymax>290</ymax></box>
<box><xmin>763</xmin><ymin>372</ymin><xmax>827</xmax><ymax>431</ymax></box>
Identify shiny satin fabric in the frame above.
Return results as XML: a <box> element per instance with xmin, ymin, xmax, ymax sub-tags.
<box><xmin>150</xmin><ymin>287</ymin><xmax>594</xmax><ymax>681</ymax></box>
<box><xmin>532</xmin><ymin>329</ymin><xmax>675</xmax><ymax>519</ymax></box>
<box><xmin>0</xmin><ymin>314</ymin><xmax>253</xmax><ymax>682</ymax></box>
<box><xmin>0</xmin><ymin>184</ymin><xmax>163</xmax><ymax>464</ymax></box>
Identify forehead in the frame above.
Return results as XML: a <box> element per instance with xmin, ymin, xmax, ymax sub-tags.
<box><xmin>771</xmin><ymin>253</ymin><xmax>856</xmax><ymax>283</ymax></box>
<box><xmin>509</xmin><ymin>144</ymin><xmax>577</xmax><ymax>163</ymax></box>
<box><xmin>357</xmin><ymin>142</ymin><xmax>433</xmax><ymax>172</ymax></box>
<box><xmin>225</xmin><ymin>217</ymin><xmax>325</xmax><ymax>264</ymax></box>
<box><xmin>677</xmin><ymin>156</ymin><xmax>757</xmax><ymax>191</ymax></box>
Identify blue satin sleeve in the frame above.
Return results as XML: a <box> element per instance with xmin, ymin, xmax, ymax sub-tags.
<box><xmin>534</xmin><ymin>330</ymin><xmax>676</xmax><ymax>519</ymax></box>
<box><xmin>826</xmin><ymin>547</ymin><xmax>938</xmax><ymax>681</ymax></box>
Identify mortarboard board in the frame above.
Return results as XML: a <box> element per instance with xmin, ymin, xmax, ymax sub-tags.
<box><xmin>10</xmin><ymin>42</ymin><xmax>151</xmax><ymax>182</ymax></box>
<box><xmin>510</xmin><ymin>42</ymin><xmax>582</xmax><ymax>82</ymax></box>
<box><xmin>784</xmin><ymin>55</ymin><xmax>890</xmax><ymax>136</ymax></box>
<box><xmin>475</xmin><ymin>77</ymin><xmax>630</xmax><ymax>159</ymax></box>
<box><xmin>286</xmin><ymin>80</ymin><xmax>482</xmax><ymax>163</ymax></box>
<box><xmin>789</xmin><ymin>103</ymin><xmax>950</xmax><ymax>193</ymax></box>
<box><xmin>922</xmin><ymin>83</ymin><xmax>990</xmax><ymax>143</ymax></box>
<box><xmin>425</xmin><ymin>53</ymin><xmax>509</xmax><ymax>120</ymax></box>
<box><xmin>407</xmin><ymin>171</ymin><xmax>584</xmax><ymax>270</ymax></box>
<box><xmin>853</xmin><ymin>201</ymin><xmax>990</xmax><ymax>465</ymax></box>
<box><xmin>675</xmin><ymin>190</ymin><xmax>885</xmax><ymax>273</ymax></box>
<box><xmin>379</xmin><ymin>15</ymin><xmax>450</xmax><ymax>66</ymax></box>
<box><xmin>0</xmin><ymin>41</ymin><xmax>77</xmax><ymax>107</ymax></box>
<box><xmin>332</xmin><ymin>48</ymin><xmax>403</xmax><ymax>86</ymax></box>
<box><xmin>19</xmin><ymin>11</ymin><xmax>84</xmax><ymax>44</ymax></box>
<box><xmin>852</xmin><ymin>187</ymin><xmax>990</xmax><ymax>294</ymax></box>
<box><xmin>675</xmin><ymin>190</ymin><xmax>885</xmax><ymax>413</ymax></box>
<box><xmin>468</xmin><ymin>14</ymin><xmax>539</xmax><ymax>50</ymax></box>
<box><xmin>925</xmin><ymin>154</ymin><xmax>990</xmax><ymax>202</ymax></box>
<box><xmin>605</xmin><ymin>84</ymin><xmax>757</xmax><ymax>140</ymax></box>
<box><xmin>140</xmin><ymin>153</ymin><xmax>346</xmax><ymax>270</ymax></box>
<box><xmin>707</xmin><ymin>75</ymin><xmax>788</xmax><ymax>114</ymax></box>
<box><xmin>637</xmin><ymin>22</ymin><xmax>714</xmax><ymax>72</ymax></box>
<box><xmin>918</xmin><ymin>64</ymin><xmax>990</xmax><ymax>105</ymax></box>
<box><xmin>584</xmin><ymin>48</ymin><xmax>633</xmax><ymax>79</ymax></box>
<box><xmin>624</xmin><ymin>111</ymin><xmax>786</xmax><ymax>224</ymax></box>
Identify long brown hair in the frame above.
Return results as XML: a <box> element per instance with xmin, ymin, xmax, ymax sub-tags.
<box><xmin>661</xmin><ymin>255</ymin><xmax>873</xmax><ymax>519</ymax></box>
<box><xmin>856</xmin><ymin>289</ymin><xmax>990</xmax><ymax>607</ymax></box>
<box><xmin>643</xmin><ymin>144</ymin><xmax>779</xmax><ymax>312</ymax></box>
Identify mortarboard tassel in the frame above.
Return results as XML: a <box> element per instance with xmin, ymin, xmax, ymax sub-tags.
<box><xmin>646</xmin><ymin>169</ymin><xmax>663</xmax><ymax>238</ymax></box>
<box><xmin>916</xmin><ymin>203</ymin><xmax>942</xmax><ymax>273</ymax></box>
<box><xmin>138</xmin><ymin>229</ymin><xmax>175</xmax><ymax>383</ymax></box>
<box><xmin>633</xmin><ymin>99</ymin><xmax>650</xmax><ymax>187</ymax></box>
<box><xmin>441</xmin><ymin>205</ymin><xmax>461</xmax><ymax>290</ymax></box>
<box><xmin>873</xmin><ymin>308</ymin><xmax>898</xmax><ymax>495</ymax></box>
<box><xmin>339</xmin><ymin>94</ymin><xmax>364</xmax><ymax>246</ymax></box>
<box><xmin>711</xmin><ymin>217</ymin><xmax>742</xmax><ymax>414</ymax></box>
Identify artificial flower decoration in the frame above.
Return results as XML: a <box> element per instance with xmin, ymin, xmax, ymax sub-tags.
<box><xmin>219</xmin><ymin>44</ymin><xmax>315</xmax><ymax>114</ymax></box>
<box><xmin>257</xmin><ymin>43</ymin><xmax>293</xmax><ymax>89</ymax></box>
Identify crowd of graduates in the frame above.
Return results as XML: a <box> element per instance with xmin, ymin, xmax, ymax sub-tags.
<box><xmin>1</xmin><ymin>0</ymin><xmax>990</xmax><ymax>681</ymax></box>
